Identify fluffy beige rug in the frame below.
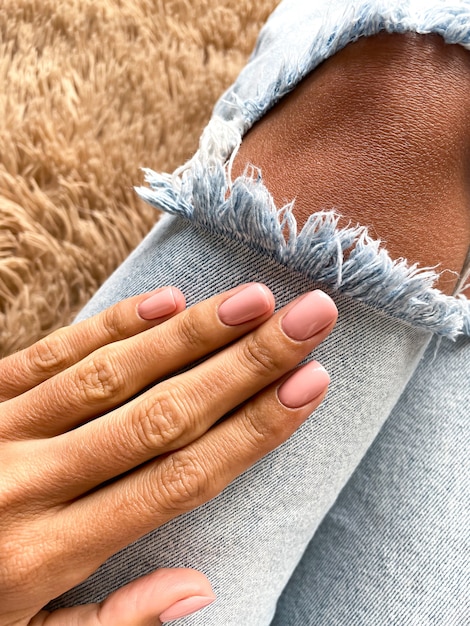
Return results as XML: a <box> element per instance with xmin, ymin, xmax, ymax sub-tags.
<box><xmin>0</xmin><ymin>0</ymin><xmax>279</xmax><ymax>357</ymax></box>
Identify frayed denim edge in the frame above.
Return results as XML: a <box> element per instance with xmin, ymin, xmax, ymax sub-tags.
<box><xmin>135</xmin><ymin>157</ymin><xmax>470</xmax><ymax>340</ymax></box>
<box><xmin>213</xmin><ymin>0</ymin><xmax>470</xmax><ymax>140</ymax></box>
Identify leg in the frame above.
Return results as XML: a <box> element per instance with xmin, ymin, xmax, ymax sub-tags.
<box><xmin>233</xmin><ymin>31</ymin><xmax>470</xmax><ymax>296</ymax></box>
<box><xmin>47</xmin><ymin>1</ymin><xmax>470</xmax><ymax>622</ymax></box>
<box><xmin>46</xmin><ymin>217</ymin><xmax>432</xmax><ymax>625</ymax></box>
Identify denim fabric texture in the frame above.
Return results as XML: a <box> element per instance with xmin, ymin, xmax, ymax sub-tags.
<box><xmin>47</xmin><ymin>0</ymin><xmax>469</xmax><ymax>623</ymax></box>
<box><xmin>272</xmin><ymin>334</ymin><xmax>470</xmax><ymax>626</ymax></box>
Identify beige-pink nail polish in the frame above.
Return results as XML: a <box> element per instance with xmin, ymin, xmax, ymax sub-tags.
<box><xmin>137</xmin><ymin>287</ymin><xmax>177</xmax><ymax>320</ymax></box>
<box><xmin>281</xmin><ymin>290</ymin><xmax>337</xmax><ymax>340</ymax></box>
<box><xmin>218</xmin><ymin>283</ymin><xmax>272</xmax><ymax>325</ymax></box>
<box><xmin>277</xmin><ymin>361</ymin><xmax>330</xmax><ymax>408</ymax></box>
<box><xmin>159</xmin><ymin>595</ymin><xmax>216</xmax><ymax>622</ymax></box>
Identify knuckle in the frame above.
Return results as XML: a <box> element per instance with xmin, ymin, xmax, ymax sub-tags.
<box><xmin>0</xmin><ymin>483</ymin><xmax>18</xmax><ymax>515</ymax></box>
<box><xmin>0</xmin><ymin>529</ymin><xmax>47</xmax><ymax>593</ymax></box>
<box><xmin>158</xmin><ymin>453</ymin><xmax>210</xmax><ymax>512</ymax></box>
<box><xmin>76</xmin><ymin>350</ymin><xmax>124</xmax><ymax>403</ymax></box>
<box><xmin>2</xmin><ymin>550</ymin><xmax>32</xmax><ymax>592</ymax></box>
<box><xmin>0</xmin><ymin>366</ymin><xmax>16</xmax><ymax>402</ymax></box>
<box><xmin>241</xmin><ymin>402</ymin><xmax>276</xmax><ymax>448</ymax></box>
<box><xmin>175</xmin><ymin>311</ymin><xmax>204</xmax><ymax>350</ymax></box>
<box><xmin>26</xmin><ymin>330</ymin><xmax>69</xmax><ymax>375</ymax></box>
<box><xmin>100</xmin><ymin>302</ymin><xmax>126</xmax><ymax>342</ymax></box>
<box><xmin>241</xmin><ymin>336</ymin><xmax>282</xmax><ymax>377</ymax></box>
<box><xmin>133</xmin><ymin>391</ymin><xmax>185</xmax><ymax>451</ymax></box>
<box><xmin>0</xmin><ymin>543</ymin><xmax>29</xmax><ymax>591</ymax></box>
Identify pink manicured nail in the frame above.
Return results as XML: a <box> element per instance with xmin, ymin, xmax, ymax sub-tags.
<box><xmin>137</xmin><ymin>287</ymin><xmax>177</xmax><ymax>320</ymax></box>
<box><xmin>218</xmin><ymin>283</ymin><xmax>272</xmax><ymax>326</ymax></box>
<box><xmin>281</xmin><ymin>290</ymin><xmax>337</xmax><ymax>341</ymax></box>
<box><xmin>278</xmin><ymin>361</ymin><xmax>330</xmax><ymax>408</ymax></box>
<box><xmin>159</xmin><ymin>595</ymin><xmax>216</xmax><ymax>622</ymax></box>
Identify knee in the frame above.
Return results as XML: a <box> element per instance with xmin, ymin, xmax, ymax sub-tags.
<box><xmin>234</xmin><ymin>32</ymin><xmax>470</xmax><ymax>295</ymax></box>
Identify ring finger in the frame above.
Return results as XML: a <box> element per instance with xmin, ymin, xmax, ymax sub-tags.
<box><xmin>53</xmin><ymin>360</ymin><xmax>331</xmax><ymax>572</ymax></box>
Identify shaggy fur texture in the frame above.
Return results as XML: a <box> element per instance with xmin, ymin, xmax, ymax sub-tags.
<box><xmin>0</xmin><ymin>0</ymin><xmax>279</xmax><ymax>356</ymax></box>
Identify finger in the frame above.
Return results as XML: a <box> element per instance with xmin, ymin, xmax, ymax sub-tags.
<box><xmin>0</xmin><ymin>287</ymin><xmax>186</xmax><ymax>402</ymax></box>
<box><xmin>31</xmin><ymin>569</ymin><xmax>215</xmax><ymax>625</ymax></box>
<box><xmin>54</xmin><ymin>360</ymin><xmax>330</xmax><ymax>566</ymax></box>
<box><xmin>3</xmin><ymin>283</ymin><xmax>275</xmax><ymax>440</ymax></box>
<box><xmin>31</xmin><ymin>291</ymin><xmax>336</xmax><ymax>500</ymax></box>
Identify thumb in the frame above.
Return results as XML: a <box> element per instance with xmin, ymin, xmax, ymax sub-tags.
<box><xmin>33</xmin><ymin>568</ymin><xmax>216</xmax><ymax>625</ymax></box>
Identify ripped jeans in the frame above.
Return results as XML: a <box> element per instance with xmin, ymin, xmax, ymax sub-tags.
<box><xmin>48</xmin><ymin>0</ymin><xmax>470</xmax><ymax>623</ymax></box>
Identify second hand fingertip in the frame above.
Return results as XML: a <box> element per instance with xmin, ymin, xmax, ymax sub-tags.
<box><xmin>159</xmin><ymin>594</ymin><xmax>216</xmax><ymax>623</ymax></box>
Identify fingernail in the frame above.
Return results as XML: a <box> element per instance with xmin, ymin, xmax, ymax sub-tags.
<box><xmin>281</xmin><ymin>290</ymin><xmax>337</xmax><ymax>341</ymax></box>
<box><xmin>159</xmin><ymin>595</ymin><xmax>216</xmax><ymax>622</ymax></box>
<box><xmin>218</xmin><ymin>283</ymin><xmax>272</xmax><ymax>326</ymax></box>
<box><xmin>278</xmin><ymin>361</ymin><xmax>330</xmax><ymax>408</ymax></box>
<box><xmin>137</xmin><ymin>287</ymin><xmax>177</xmax><ymax>320</ymax></box>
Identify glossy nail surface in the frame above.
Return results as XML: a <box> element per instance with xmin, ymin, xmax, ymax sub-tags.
<box><xmin>281</xmin><ymin>290</ymin><xmax>337</xmax><ymax>341</ymax></box>
<box><xmin>278</xmin><ymin>361</ymin><xmax>330</xmax><ymax>408</ymax></box>
<box><xmin>218</xmin><ymin>283</ymin><xmax>272</xmax><ymax>325</ymax></box>
<box><xmin>137</xmin><ymin>287</ymin><xmax>177</xmax><ymax>320</ymax></box>
<box><xmin>159</xmin><ymin>595</ymin><xmax>216</xmax><ymax>622</ymax></box>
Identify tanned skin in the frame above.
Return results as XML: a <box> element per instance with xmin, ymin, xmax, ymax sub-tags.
<box><xmin>233</xmin><ymin>32</ymin><xmax>470</xmax><ymax>295</ymax></box>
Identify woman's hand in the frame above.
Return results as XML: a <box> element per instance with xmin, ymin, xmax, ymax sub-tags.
<box><xmin>0</xmin><ymin>283</ymin><xmax>337</xmax><ymax>625</ymax></box>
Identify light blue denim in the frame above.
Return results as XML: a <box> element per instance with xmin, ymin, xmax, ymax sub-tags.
<box><xmin>272</xmin><ymin>333</ymin><xmax>470</xmax><ymax>626</ymax></box>
<box><xmin>48</xmin><ymin>0</ymin><xmax>470</xmax><ymax>623</ymax></box>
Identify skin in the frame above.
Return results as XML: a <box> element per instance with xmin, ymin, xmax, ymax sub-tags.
<box><xmin>233</xmin><ymin>32</ymin><xmax>470</xmax><ymax>295</ymax></box>
<box><xmin>0</xmin><ymin>284</ymin><xmax>337</xmax><ymax>625</ymax></box>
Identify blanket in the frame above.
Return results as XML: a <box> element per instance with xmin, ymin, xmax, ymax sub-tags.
<box><xmin>0</xmin><ymin>0</ymin><xmax>279</xmax><ymax>356</ymax></box>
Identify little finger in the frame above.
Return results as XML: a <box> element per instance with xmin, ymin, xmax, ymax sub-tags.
<box><xmin>0</xmin><ymin>287</ymin><xmax>185</xmax><ymax>402</ymax></box>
